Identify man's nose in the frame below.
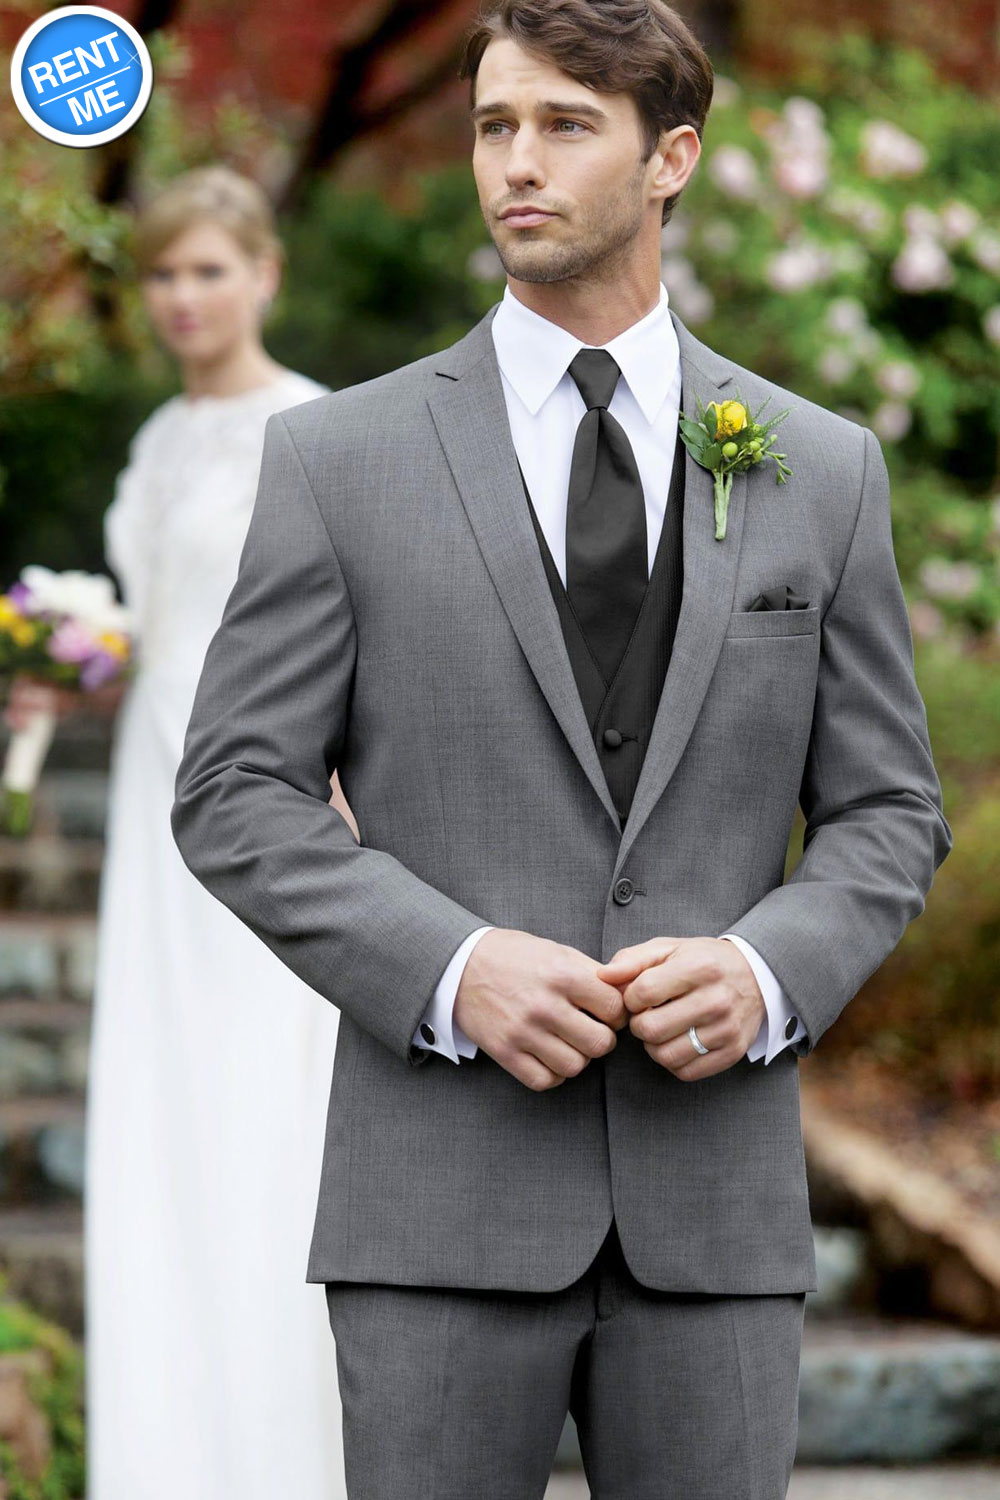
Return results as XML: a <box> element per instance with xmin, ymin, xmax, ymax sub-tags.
<box><xmin>505</xmin><ymin>127</ymin><xmax>545</xmax><ymax>186</ymax></box>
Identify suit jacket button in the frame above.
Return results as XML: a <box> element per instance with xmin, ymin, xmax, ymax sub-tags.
<box><xmin>785</xmin><ymin>1017</ymin><xmax>798</xmax><ymax>1040</ymax></box>
<box><xmin>419</xmin><ymin>1022</ymin><xmax>436</xmax><ymax>1045</ymax></box>
<box><xmin>613</xmin><ymin>877</ymin><xmax>634</xmax><ymax>905</ymax></box>
<box><xmin>603</xmin><ymin>728</ymin><xmax>623</xmax><ymax>748</ymax></box>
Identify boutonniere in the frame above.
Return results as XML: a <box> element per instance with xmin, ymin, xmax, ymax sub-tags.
<box><xmin>678</xmin><ymin>395</ymin><xmax>794</xmax><ymax>540</ymax></box>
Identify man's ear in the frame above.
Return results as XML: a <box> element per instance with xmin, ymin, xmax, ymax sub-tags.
<box><xmin>651</xmin><ymin>123</ymin><xmax>701</xmax><ymax>207</ymax></box>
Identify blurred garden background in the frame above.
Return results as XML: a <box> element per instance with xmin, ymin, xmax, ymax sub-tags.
<box><xmin>0</xmin><ymin>0</ymin><xmax>998</xmax><ymax>1494</ymax></box>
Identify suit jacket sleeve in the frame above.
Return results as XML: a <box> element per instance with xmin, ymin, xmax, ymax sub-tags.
<box><xmin>722</xmin><ymin>425</ymin><xmax>953</xmax><ymax>1055</ymax></box>
<box><xmin>170</xmin><ymin>411</ymin><xmax>490</xmax><ymax>1065</ymax></box>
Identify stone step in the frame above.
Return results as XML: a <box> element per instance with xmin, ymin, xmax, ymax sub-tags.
<box><xmin>555</xmin><ymin>1313</ymin><xmax>1000</xmax><ymax>1467</ymax></box>
<box><xmin>0</xmin><ymin>1095</ymin><xmax>85</xmax><ymax>1206</ymax></box>
<box><xmin>0</xmin><ymin>914</ymin><xmax>96</xmax><ymax>1002</ymax></box>
<box><xmin>0</xmin><ymin>1204</ymin><xmax>83</xmax><ymax>1337</ymax></box>
<box><xmin>0</xmin><ymin>826</ymin><xmax>105</xmax><ymax>913</ymax></box>
<box><xmin>546</xmin><ymin>1467</ymin><xmax>1000</xmax><ymax>1499</ymax></box>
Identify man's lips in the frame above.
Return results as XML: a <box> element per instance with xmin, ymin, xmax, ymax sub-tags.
<box><xmin>500</xmin><ymin>208</ymin><xmax>556</xmax><ymax>227</ymax></box>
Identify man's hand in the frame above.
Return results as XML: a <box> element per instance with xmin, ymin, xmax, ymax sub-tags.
<box><xmin>453</xmin><ymin>929</ymin><xmax>629</xmax><ymax>1092</ymax></box>
<box><xmin>594</xmin><ymin>937</ymin><xmax>766</xmax><ymax>1082</ymax></box>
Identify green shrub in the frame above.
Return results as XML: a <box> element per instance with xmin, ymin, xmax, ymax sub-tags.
<box><xmin>0</xmin><ymin>1275</ymin><xmax>85</xmax><ymax>1500</ymax></box>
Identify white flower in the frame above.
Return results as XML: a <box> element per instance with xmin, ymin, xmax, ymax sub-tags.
<box><xmin>891</xmin><ymin>236</ymin><xmax>955</xmax><ymax>292</ymax></box>
<box><xmin>825</xmin><ymin>297</ymin><xmax>868</xmax><ymax>336</ymax></box>
<box><xmin>17</xmin><ymin>566</ymin><xmax>132</xmax><ymax>634</ymax></box>
<box><xmin>774</xmin><ymin>153</ymin><xmax>829</xmax><ymax>198</ymax></box>
<box><xmin>970</xmin><ymin>230</ymin><xmax>1000</xmax><ymax>275</ymax></box>
<box><xmin>700</xmin><ymin>218</ymin><xmax>739</xmax><ymax>256</ymax></box>
<box><xmin>764</xmin><ymin>241</ymin><xmax>833</xmax><ymax>292</ymax></box>
<box><xmin>939</xmin><ymin>199</ymin><xmax>980</xmax><ymax>246</ymax></box>
<box><xmin>908</xmin><ymin>600</ymin><xmax>945</xmax><ymax>640</ymax></box>
<box><xmin>708</xmin><ymin>145</ymin><xmax>760</xmax><ymax>201</ymax></box>
<box><xmin>901</xmin><ymin>204</ymin><xmax>940</xmax><ymax>240</ymax></box>
<box><xmin>872</xmin><ymin>400</ymin><xmax>912</xmax><ymax>442</ymax></box>
<box><xmin>860</xmin><ymin>120</ymin><xmax>928</xmax><ymax>179</ymax></box>
<box><xmin>765</xmin><ymin>97</ymin><xmax>830</xmax><ymax>200</ymax></box>
<box><xmin>875</xmin><ymin>359</ymin><xmax>921</xmax><ymax>399</ymax></box>
<box><xmin>849</xmin><ymin>327</ymin><xmax>884</xmax><ymax>363</ymax></box>
<box><xmin>982</xmin><ymin>306</ymin><xmax>1000</xmax><ymax>347</ymax></box>
<box><xmin>817</xmin><ymin>348</ymin><xmax>856</xmax><ymax>385</ymax></box>
<box><xmin>919</xmin><ymin>558</ymin><xmax>981</xmax><ymax>600</ymax></box>
<box><xmin>467</xmin><ymin>244</ymin><xmax>503</xmax><ymax>281</ymax></box>
<box><xmin>782</xmin><ymin>96</ymin><xmax>827</xmax><ymax>133</ymax></box>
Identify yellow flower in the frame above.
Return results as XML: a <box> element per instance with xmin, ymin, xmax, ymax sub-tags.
<box><xmin>708</xmin><ymin>400</ymin><xmax>748</xmax><ymax>439</ymax></box>
<box><xmin>97</xmin><ymin>631</ymin><xmax>130</xmax><ymax>662</ymax></box>
<box><xmin>0</xmin><ymin>596</ymin><xmax>23</xmax><ymax>627</ymax></box>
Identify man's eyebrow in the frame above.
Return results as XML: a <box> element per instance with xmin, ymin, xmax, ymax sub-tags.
<box><xmin>470</xmin><ymin>99</ymin><xmax>609</xmax><ymax>124</ymax></box>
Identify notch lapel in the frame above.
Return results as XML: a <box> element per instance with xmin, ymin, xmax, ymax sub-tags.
<box><xmin>426</xmin><ymin>303</ymin><xmax>748</xmax><ymax>861</ymax></box>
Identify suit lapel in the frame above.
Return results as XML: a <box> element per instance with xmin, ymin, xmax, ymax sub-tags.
<box><xmin>426</xmin><ymin>303</ymin><xmax>748</xmax><ymax>859</ymax></box>
<box><xmin>614</xmin><ymin>313</ymin><xmax>748</xmax><ymax>876</ymax></box>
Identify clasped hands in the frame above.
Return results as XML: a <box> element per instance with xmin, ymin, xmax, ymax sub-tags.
<box><xmin>453</xmin><ymin>928</ymin><xmax>767</xmax><ymax>1093</ymax></box>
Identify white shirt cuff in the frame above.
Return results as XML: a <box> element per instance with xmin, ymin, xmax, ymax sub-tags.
<box><xmin>719</xmin><ymin>933</ymin><xmax>804</xmax><ymax>1064</ymax></box>
<box><xmin>411</xmin><ymin>926</ymin><xmax>495</xmax><ymax>1063</ymax></box>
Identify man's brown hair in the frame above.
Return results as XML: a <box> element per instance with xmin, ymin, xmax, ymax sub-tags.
<box><xmin>459</xmin><ymin>0</ymin><xmax>714</xmax><ymax>224</ymax></box>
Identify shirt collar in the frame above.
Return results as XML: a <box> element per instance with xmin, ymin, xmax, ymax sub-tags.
<box><xmin>491</xmin><ymin>280</ymin><xmax>678</xmax><ymax>424</ymax></box>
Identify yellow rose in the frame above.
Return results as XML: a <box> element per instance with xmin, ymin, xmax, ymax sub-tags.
<box><xmin>708</xmin><ymin>400</ymin><xmax>748</xmax><ymax>439</ymax></box>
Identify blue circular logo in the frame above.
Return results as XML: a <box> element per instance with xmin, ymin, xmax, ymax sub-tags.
<box><xmin>10</xmin><ymin>6</ymin><xmax>153</xmax><ymax>148</ymax></box>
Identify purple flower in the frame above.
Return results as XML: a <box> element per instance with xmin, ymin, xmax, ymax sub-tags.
<box><xmin>80</xmin><ymin>651</ymin><xmax>121</xmax><ymax>689</ymax></box>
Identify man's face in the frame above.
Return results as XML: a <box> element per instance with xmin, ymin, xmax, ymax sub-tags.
<box><xmin>471</xmin><ymin>37</ymin><xmax>663</xmax><ymax>285</ymax></box>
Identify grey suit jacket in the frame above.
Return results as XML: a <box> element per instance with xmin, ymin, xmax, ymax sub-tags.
<box><xmin>170</xmin><ymin>303</ymin><xmax>952</xmax><ymax>1295</ymax></box>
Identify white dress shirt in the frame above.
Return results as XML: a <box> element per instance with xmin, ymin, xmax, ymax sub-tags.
<box><xmin>413</xmin><ymin>282</ymin><xmax>804</xmax><ymax>1066</ymax></box>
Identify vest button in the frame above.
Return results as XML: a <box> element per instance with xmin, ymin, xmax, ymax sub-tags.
<box><xmin>613</xmin><ymin>877</ymin><xmax>634</xmax><ymax>905</ymax></box>
<box><xmin>602</xmin><ymin>728</ymin><xmax>623</xmax><ymax>748</ymax></box>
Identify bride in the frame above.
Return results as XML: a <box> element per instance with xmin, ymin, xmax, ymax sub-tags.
<box><xmin>7</xmin><ymin>164</ymin><xmax>351</xmax><ymax>1498</ymax></box>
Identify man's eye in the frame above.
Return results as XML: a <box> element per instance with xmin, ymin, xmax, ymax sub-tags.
<box><xmin>556</xmin><ymin>120</ymin><xmax>584</xmax><ymax>132</ymax></box>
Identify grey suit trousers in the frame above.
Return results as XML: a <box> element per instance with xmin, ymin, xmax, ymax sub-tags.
<box><xmin>325</xmin><ymin>1219</ymin><xmax>805</xmax><ymax>1500</ymax></box>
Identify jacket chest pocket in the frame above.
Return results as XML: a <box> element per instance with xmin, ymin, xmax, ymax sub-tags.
<box><xmin>724</xmin><ymin>604</ymin><xmax>820</xmax><ymax>639</ymax></box>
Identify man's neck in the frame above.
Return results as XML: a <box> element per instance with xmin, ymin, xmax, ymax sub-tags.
<box><xmin>504</xmin><ymin>276</ymin><xmax>661</xmax><ymax>346</ymax></box>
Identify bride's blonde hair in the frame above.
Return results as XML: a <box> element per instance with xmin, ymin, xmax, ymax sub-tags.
<box><xmin>132</xmin><ymin>164</ymin><xmax>284</xmax><ymax>275</ymax></box>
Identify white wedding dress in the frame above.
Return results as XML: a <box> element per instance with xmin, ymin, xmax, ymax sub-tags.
<box><xmin>83</xmin><ymin>369</ymin><xmax>347</xmax><ymax>1499</ymax></box>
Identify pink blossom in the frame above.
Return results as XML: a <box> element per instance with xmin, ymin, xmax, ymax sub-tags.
<box><xmin>939</xmin><ymin>200</ymin><xmax>980</xmax><ymax>246</ymax></box>
<box><xmin>860</xmin><ymin>121</ymin><xmax>928</xmax><ymax>179</ymax></box>
<box><xmin>708</xmin><ymin>145</ymin><xmax>759</xmax><ymax>201</ymax></box>
<box><xmin>891</xmin><ymin>236</ymin><xmax>955</xmax><ymax>292</ymax></box>
<box><xmin>774</xmin><ymin>154</ymin><xmax>829</xmax><ymax>198</ymax></box>
<box><xmin>875</xmin><ymin>360</ymin><xmax>921</xmax><ymax>399</ymax></box>
<box><xmin>872</xmin><ymin>401</ymin><xmax>912</xmax><ymax>442</ymax></box>
<box><xmin>825</xmin><ymin>297</ymin><xmax>867</xmax><ymax>336</ymax></box>
<box><xmin>817</xmin><ymin>348</ymin><xmax>856</xmax><ymax>385</ymax></box>
<box><xmin>919</xmin><ymin>558</ymin><xmax>981</xmax><ymax>600</ymax></box>
<box><xmin>908</xmin><ymin>600</ymin><xmax>944</xmax><ymax>640</ymax></box>
<box><xmin>764</xmin><ymin>242</ymin><xmax>833</xmax><ymax>292</ymax></box>
<box><xmin>970</xmin><ymin>231</ymin><xmax>1000</xmax><ymax>275</ymax></box>
<box><xmin>981</xmin><ymin>306</ymin><xmax>1000</xmax><ymax>347</ymax></box>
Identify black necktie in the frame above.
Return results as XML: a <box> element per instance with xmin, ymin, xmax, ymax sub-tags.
<box><xmin>565</xmin><ymin>349</ymin><xmax>648</xmax><ymax>686</ymax></box>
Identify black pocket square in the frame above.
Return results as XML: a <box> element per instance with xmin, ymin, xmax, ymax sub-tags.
<box><xmin>748</xmin><ymin>585</ymin><xmax>811</xmax><ymax>611</ymax></box>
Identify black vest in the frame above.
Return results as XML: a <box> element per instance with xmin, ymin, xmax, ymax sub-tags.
<box><xmin>517</xmin><ymin>419</ymin><xmax>685</xmax><ymax>830</ymax></box>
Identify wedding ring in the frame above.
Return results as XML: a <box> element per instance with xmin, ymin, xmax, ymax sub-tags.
<box><xmin>688</xmin><ymin>1025</ymin><xmax>709</xmax><ymax>1055</ymax></box>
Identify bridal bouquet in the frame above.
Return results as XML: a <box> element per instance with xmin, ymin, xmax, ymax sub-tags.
<box><xmin>0</xmin><ymin>566</ymin><xmax>136</xmax><ymax>836</ymax></box>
